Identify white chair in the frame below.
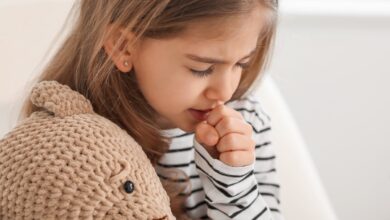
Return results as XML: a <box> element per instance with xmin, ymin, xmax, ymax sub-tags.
<box><xmin>0</xmin><ymin>1</ymin><xmax>338</xmax><ymax>219</ymax></box>
<box><xmin>254</xmin><ymin>76</ymin><xmax>338</xmax><ymax>220</ymax></box>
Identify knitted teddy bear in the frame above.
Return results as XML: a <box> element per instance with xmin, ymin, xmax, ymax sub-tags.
<box><xmin>0</xmin><ymin>81</ymin><xmax>175</xmax><ymax>220</ymax></box>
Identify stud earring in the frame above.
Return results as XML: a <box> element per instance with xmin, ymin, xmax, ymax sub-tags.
<box><xmin>124</xmin><ymin>61</ymin><xmax>129</xmax><ymax>67</ymax></box>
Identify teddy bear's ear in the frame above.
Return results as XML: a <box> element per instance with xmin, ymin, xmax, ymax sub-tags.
<box><xmin>30</xmin><ymin>81</ymin><xmax>94</xmax><ymax>117</ymax></box>
<box><xmin>109</xmin><ymin>159</ymin><xmax>131</xmax><ymax>184</ymax></box>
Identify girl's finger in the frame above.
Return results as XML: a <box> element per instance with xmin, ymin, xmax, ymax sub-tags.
<box><xmin>215</xmin><ymin>117</ymin><xmax>253</xmax><ymax>138</ymax></box>
<box><xmin>216</xmin><ymin>133</ymin><xmax>255</xmax><ymax>153</ymax></box>
<box><xmin>207</xmin><ymin>104</ymin><xmax>243</xmax><ymax>126</ymax></box>
<box><xmin>194</xmin><ymin>121</ymin><xmax>220</xmax><ymax>158</ymax></box>
<box><xmin>219</xmin><ymin>150</ymin><xmax>255</xmax><ymax>167</ymax></box>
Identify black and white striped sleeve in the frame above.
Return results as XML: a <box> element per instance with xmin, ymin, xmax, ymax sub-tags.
<box><xmin>194</xmin><ymin>139</ymin><xmax>275</xmax><ymax>219</ymax></box>
<box><xmin>193</xmin><ymin>95</ymin><xmax>284</xmax><ymax>220</ymax></box>
<box><xmin>244</xmin><ymin>95</ymin><xmax>284</xmax><ymax>220</ymax></box>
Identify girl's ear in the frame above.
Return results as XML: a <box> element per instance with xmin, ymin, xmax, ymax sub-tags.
<box><xmin>103</xmin><ymin>25</ymin><xmax>136</xmax><ymax>73</ymax></box>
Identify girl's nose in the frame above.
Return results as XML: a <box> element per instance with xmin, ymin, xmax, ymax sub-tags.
<box><xmin>205</xmin><ymin>73</ymin><xmax>237</xmax><ymax>103</ymax></box>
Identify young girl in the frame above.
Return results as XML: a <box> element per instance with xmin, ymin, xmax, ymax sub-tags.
<box><xmin>20</xmin><ymin>0</ymin><xmax>281</xmax><ymax>219</ymax></box>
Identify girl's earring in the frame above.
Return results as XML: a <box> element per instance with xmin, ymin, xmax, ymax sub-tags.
<box><xmin>122</xmin><ymin>60</ymin><xmax>133</xmax><ymax>73</ymax></box>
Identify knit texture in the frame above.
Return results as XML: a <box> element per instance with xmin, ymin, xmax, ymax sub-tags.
<box><xmin>0</xmin><ymin>81</ymin><xmax>174</xmax><ymax>220</ymax></box>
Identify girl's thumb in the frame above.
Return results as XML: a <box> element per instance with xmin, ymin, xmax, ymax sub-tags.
<box><xmin>195</xmin><ymin>121</ymin><xmax>219</xmax><ymax>158</ymax></box>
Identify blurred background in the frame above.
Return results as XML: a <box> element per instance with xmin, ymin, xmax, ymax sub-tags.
<box><xmin>0</xmin><ymin>0</ymin><xmax>389</xmax><ymax>219</ymax></box>
<box><xmin>269</xmin><ymin>1</ymin><xmax>390</xmax><ymax>220</ymax></box>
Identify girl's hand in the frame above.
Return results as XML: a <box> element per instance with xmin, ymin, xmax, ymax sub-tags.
<box><xmin>194</xmin><ymin>104</ymin><xmax>255</xmax><ymax>167</ymax></box>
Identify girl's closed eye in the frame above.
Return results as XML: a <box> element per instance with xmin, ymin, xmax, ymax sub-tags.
<box><xmin>190</xmin><ymin>61</ymin><xmax>251</xmax><ymax>78</ymax></box>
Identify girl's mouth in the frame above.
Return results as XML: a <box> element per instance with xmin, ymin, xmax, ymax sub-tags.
<box><xmin>189</xmin><ymin>109</ymin><xmax>211</xmax><ymax>121</ymax></box>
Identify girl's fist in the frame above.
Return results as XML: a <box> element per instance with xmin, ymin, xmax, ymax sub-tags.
<box><xmin>195</xmin><ymin>104</ymin><xmax>255</xmax><ymax>167</ymax></box>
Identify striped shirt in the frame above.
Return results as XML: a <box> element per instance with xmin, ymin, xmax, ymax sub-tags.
<box><xmin>158</xmin><ymin>93</ymin><xmax>283</xmax><ymax>220</ymax></box>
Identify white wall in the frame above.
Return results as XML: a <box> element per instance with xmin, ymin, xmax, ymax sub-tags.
<box><xmin>0</xmin><ymin>0</ymin><xmax>74</xmax><ymax>132</ymax></box>
<box><xmin>271</xmin><ymin>1</ymin><xmax>390</xmax><ymax>220</ymax></box>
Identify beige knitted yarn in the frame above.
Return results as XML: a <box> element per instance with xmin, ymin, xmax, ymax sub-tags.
<box><xmin>0</xmin><ymin>81</ymin><xmax>175</xmax><ymax>220</ymax></box>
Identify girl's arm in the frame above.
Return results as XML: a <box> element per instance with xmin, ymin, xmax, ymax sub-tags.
<box><xmin>193</xmin><ymin>96</ymin><xmax>284</xmax><ymax>219</ymax></box>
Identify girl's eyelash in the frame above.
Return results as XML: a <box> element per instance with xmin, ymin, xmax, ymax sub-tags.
<box><xmin>190</xmin><ymin>62</ymin><xmax>251</xmax><ymax>78</ymax></box>
<box><xmin>190</xmin><ymin>67</ymin><xmax>214</xmax><ymax>78</ymax></box>
<box><xmin>236</xmin><ymin>62</ymin><xmax>251</xmax><ymax>69</ymax></box>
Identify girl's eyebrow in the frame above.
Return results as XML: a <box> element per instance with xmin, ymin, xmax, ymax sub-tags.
<box><xmin>185</xmin><ymin>48</ymin><xmax>257</xmax><ymax>64</ymax></box>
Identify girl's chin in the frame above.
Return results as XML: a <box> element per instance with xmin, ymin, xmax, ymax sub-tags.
<box><xmin>156</xmin><ymin>112</ymin><xmax>199</xmax><ymax>132</ymax></box>
<box><xmin>173</xmin><ymin>120</ymin><xmax>198</xmax><ymax>133</ymax></box>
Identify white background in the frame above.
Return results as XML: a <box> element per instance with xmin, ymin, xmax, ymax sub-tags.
<box><xmin>271</xmin><ymin>1</ymin><xmax>390</xmax><ymax>220</ymax></box>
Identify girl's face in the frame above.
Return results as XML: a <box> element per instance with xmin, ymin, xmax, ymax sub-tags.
<box><xmin>131</xmin><ymin>7</ymin><xmax>266</xmax><ymax>132</ymax></box>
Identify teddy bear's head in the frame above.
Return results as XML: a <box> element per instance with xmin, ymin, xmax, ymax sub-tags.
<box><xmin>0</xmin><ymin>81</ymin><xmax>175</xmax><ymax>220</ymax></box>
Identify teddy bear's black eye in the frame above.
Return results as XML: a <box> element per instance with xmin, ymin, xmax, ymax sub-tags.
<box><xmin>124</xmin><ymin>180</ymin><xmax>135</xmax><ymax>194</ymax></box>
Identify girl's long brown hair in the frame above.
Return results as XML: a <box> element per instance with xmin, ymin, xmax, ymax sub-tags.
<box><xmin>20</xmin><ymin>0</ymin><xmax>278</xmax><ymax>218</ymax></box>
